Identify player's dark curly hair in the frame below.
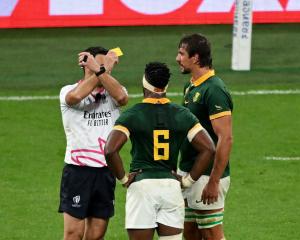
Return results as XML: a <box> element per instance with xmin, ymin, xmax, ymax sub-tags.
<box><xmin>144</xmin><ymin>62</ymin><xmax>171</xmax><ymax>89</ymax></box>
<box><xmin>84</xmin><ymin>46</ymin><xmax>108</xmax><ymax>57</ymax></box>
<box><xmin>178</xmin><ymin>34</ymin><xmax>212</xmax><ymax>68</ymax></box>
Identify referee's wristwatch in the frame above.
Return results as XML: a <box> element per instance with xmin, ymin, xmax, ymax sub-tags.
<box><xmin>95</xmin><ymin>65</ymin><xmax>106</xmax><ymax>76</ymax></box>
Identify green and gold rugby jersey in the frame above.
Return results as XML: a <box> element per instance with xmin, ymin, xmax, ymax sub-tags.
<box><xmin>113</xmin><ymin>98</ymin><xmax>203</xmax><ymax>180</ymax></box>
<box><xmin>180</xmin><ymin>70</ymin><xmax>233</xmax><ymax>177</ymax></box>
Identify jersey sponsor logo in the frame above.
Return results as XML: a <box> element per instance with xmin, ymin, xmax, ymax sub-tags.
<box><xmin>84</xmin><ymin>110</ymin><xmax>111</xmax><ymax>119</ymax></box>
<box><xmin>84</xmin><ymin>110</ymin><xmax>111</xmax><ymax>126</ymax></box>
<box><xmin>195</xmin><ymin>199</ymin><xmax>202</xmax><ymax>203</ymax></box>
<box><xmin>87</xmin><ymin>119</ymin><xmax>109</xmax><ymax>126</ymax></box>
<box><xmin>72</xmin><ymin>195</ymin><xmax>81</xmax><ymax>208</ymax></box>
<box><xmin>193</xmin><ymin>92</ymin><xmax>201</xmax><ymax>102</ymax></box>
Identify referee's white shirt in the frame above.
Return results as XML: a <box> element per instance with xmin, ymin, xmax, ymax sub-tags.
<box><xmin>60</xmin><ymin>83</ymin><xmax>122</xmax><ymax>168</ymax></box>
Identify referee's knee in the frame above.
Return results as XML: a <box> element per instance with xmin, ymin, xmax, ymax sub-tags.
<box><xmin>64</xmin><ymin>228</ymin><xmax>83</xmax><ymax>240</ymax></box>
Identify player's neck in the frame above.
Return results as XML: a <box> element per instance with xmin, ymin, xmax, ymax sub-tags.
<box><xmin>191</xmin><ymin>66</ymin><xmax>211</xmax><ymax>82</ymax></box>
<box><xmin>144</xmin><ymin>89</ymin><xmax>166</xmax><ymax>99</ymax></box>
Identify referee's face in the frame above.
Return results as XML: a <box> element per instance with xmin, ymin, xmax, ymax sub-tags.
<box><xmin>176</xmin><ymin>46</ymin><xmax>193</xmax><ymax>74</ymax></box>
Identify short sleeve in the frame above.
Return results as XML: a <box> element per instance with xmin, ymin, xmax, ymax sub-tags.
<box><xmin>204</xmin><ymin>85</ymin><xmax>233</xmax><ymax>120</ymax></box>
<box><xmin>181</xmin><ymin>108</ymin><xmax>203</xmax><ymax>142</ymax></box>
<box><xmin>113</xmin><ymin>108</ymin><xmax>134</xmax><ymax>138</ymax></box>
<box><xmin>59</xmin><ymin>83</ymin><xmax>98</xmax><ymax>110</ymax></box>
<box><xmin>60</xmin><ymin>85</ymin><xmax>74</xmax><ymax>106</ymax></box>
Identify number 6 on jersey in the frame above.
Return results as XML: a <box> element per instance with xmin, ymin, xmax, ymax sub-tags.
<box><xmin>153</xmin><ymin>130</ymin><xmax>169</xmax><ymax>160</ymax></box>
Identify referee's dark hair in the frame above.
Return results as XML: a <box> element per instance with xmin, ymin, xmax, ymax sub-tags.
<box><xmin>84</xmin><ymin>46</ymin><xmax>108</xmax><ymax>57</ymax></box>
<box><xmin>144</xmin><ymin>62</ymin><xmax>171</xmax><ymax>89</ymax></box>
<box><xmin>179</xmin><ymin>33</ymin><xmax>213</xmax><ymax>68</ymax></box>
<box><xmin>82</xmin><ymin>46</ymin><xmax>108</xmax><ymax>74</ymax></box>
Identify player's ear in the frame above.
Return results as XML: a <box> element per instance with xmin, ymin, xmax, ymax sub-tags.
<box><xmin>193</xmin><ymin>54</ymin><xmax>199</xmax><ymax>64</ymax></box>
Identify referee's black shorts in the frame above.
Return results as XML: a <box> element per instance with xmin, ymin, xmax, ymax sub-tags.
<box><xmin>58</xmin><ymin>164</ymin><xmax>116</xmax><ymax>219</ymax></box>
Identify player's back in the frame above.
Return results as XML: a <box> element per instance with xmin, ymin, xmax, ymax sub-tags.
<box><xmin>115</xmin><ymin>99</ymin><xmax>199</xmax><ymax>176</ymax></box>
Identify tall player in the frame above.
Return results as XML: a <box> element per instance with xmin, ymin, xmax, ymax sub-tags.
<box><xmin>104</xmin><ymin>62</ymin><xmax>215</xmax><ymax>240</ymax></box>
<box><xmin>176</xmin><ymin>33</ymin><xmax>233</xmax><ymax>240</ymax></box>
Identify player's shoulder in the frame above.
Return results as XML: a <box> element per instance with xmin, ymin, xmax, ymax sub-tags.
<box><xmin>206</xmin><ymin>75</ymin><xmax>227</xmax><ymax>88</ymax></box>
<box><xmin>122</xmin><ymin>103</ymin><xmax>144</xmax><ymax>115</ymax></box>
<box><xmin>203</xmin><ymin>75</ymin><xmax>231</xmax><ymax>96</ymax></box>
<box><xmin>116</xmin><ymin>103</ymin><xmax>144</xmax><ymax>124</ymax></box>
<box><xmin>169</xmin><ymin>103</ymin><xmax>198</xmax><ymax>125</ymax></box>
<box><xmin>169</xmin><ymin>102</ymin><xmax>185</xmax><ymax>109</ymax></box>
<box><xmin>169</xmin><ymin>102</ymin><xmax>191</xmax><ymax>114</ymax></box>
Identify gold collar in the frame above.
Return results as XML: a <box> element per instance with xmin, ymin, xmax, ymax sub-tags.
<box><xmin>191</xmin><ymin>70</ymin><xmax>215</xmax><ymax>87</ymax></box>
<box><xmin>142</xmin><ymin>98</ymin><xmax>171</xmax><ymax>104</ymax></box>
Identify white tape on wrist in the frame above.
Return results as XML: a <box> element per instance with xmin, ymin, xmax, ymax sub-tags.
<box><xmin>181</xmin><ymin>174</ymin><xmax>196</xmax><ymax>188</ymax></box>
<box><xmin>118</xmin><ymin>174</ymin><xmax>129</xmax><ymax>184</ymax></box>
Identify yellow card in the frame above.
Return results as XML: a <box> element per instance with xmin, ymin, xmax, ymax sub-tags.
<box><xmin>110</xmin><ymin>47</ymin><xmax>123</xmax><ymax>57</ymax></box>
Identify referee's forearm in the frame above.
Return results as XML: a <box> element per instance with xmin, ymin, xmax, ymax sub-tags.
<box><xmin>98</xmin><ymin>73</ymin><xmax>128</xmax><ymax>106</ymax></box>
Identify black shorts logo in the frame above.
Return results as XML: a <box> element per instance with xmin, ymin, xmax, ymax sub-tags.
<box><xmin>72</xmin><ymin>195</ymin><xmax>81</xmax><ymax>208</ymax></box>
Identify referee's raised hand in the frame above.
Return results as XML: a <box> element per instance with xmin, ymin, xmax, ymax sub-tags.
<box><xmin>78</xmin><ymin>52</ymin><xmax>100</xmax><ymax>73</ymax></box>
<box><xmin>103</xmin><ymin>50</ymin><xmax>119</xmax><ymax>73</ymax></box>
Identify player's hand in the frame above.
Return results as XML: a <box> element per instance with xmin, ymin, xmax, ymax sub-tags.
<box><xmin>78</xmin><ymin>52</ymin><xmax>100</xmax><ymax>73</ymax></box>
<box><xmin>103</xmin><ymin>50</ymin><xmax>119</xmax><ymax>73</ymax></box>
<box><xmin>201</xmin><ymin>179</ymin><xmax>219</xmax><ymax>205</ymax></box>
<box><xmin>123</xmin><ymin>170</ymin><xmax>141</xmax><ymax>188</ymax></box>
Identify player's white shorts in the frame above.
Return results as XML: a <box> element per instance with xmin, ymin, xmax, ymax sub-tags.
<box><xmin>177</xmin><ymin>169</ymin><xmax>230</xmax><ymax>210</ymax></box>
<box><xmin>125</xmin><ymin>178</ymin><xmax>185</xmax><ymax>229</ymax></box>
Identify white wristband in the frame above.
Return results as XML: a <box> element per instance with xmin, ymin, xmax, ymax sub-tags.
<box><xmin>118</xmin><ymin>174</ymin><xmax>129</xmax><ymax>184</ymax></box>
<box><xmin>181</xmin><ymin>174</ymin><xmax>196</xmax><ymax>188</ymax></box>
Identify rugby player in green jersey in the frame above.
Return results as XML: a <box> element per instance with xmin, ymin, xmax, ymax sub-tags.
<box><xmin>176</xmin><ymin>34</ymin><xmax>233</xmax><ymax>240</ymax></box>
<box><xmin>104</xmin><ymin>62</ymin><xmax>216</xmax><ymax>240</ymax></box>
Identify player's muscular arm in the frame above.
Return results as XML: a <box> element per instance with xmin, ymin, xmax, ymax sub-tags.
<box><xmin>104</xmin><ymin>130</ymin><xmax>128</xmax><ymax>180</ymax></box>
<box><xmin>201</xmin><ymin>115</ymin><xmax>233</xmax><ymax>204</ymax></box>
<box><xmin>189</xmin><ymin>129</ymin><xmax>215</xmax><ymax>181</ymax></box>
<box><xmin>210</xmin><ymin>115</ymin><xmax>233</xmax><ymax>182</ymax></box>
